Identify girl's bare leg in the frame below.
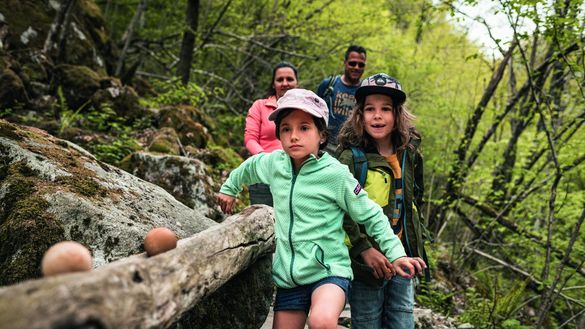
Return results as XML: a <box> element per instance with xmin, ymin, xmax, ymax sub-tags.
<box><xmin>307</xmin><ymin>284</ymin><xmax>345</xmax><ymax>329</ymax></box>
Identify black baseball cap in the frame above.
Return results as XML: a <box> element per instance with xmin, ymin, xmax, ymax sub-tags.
<box><xmin>355</xmin><ymin>73</ymin><xmax>406</xmax><ymax>105</ymax></box>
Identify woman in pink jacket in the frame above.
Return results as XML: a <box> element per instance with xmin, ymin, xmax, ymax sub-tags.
<box><xmin>244</xmin><ymin>62</ymin><xmax>298</xmax><ymax>206</ymax></box>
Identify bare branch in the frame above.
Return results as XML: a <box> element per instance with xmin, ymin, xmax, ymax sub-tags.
<box><xmin>116</xmin><ymin>0</ymin><xmax>148</xmax><ymax>76</ymax></box>
<box><xmin>193</xmin><ymin>0</ymin><xmax>233</xmax><ymax>54</ymax></box>
<box><xmin>466</xmin><ymin>247</ymin><xmax>585</xmax><ymax>310</ymax></box>
<box><xmin>214</xmin><ymin>30</ymin><xmax>318</xmax><ymax>60</ymax></box>
<box><xmin>537</xmin><ymin>207</ymin><xmax>585</xmax><ymax>326</ymax></box>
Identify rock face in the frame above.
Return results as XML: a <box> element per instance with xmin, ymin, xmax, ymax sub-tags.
<box><xmin>120</xmin><ymin>151</ymin><xmax>225</xmax><ymax>222</ymax></box>
<box><xmin>0</xmin><ymin>119</ymin><xmax>215</xmax><ymax>282</ymax></box>
<box><xmin>0</xmin><ymin>120</ymin><xmax>273</xmax><ymax>328</ymax></box>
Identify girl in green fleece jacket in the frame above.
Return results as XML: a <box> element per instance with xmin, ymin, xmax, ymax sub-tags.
<box><xmin>217</xmin><ymin>88</ymin><xmax>425</xmax><ymax>329</ymax></box>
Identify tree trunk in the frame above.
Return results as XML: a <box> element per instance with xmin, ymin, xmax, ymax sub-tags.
<box><xmin>115</xmin><ymin>0</ymin><xmax>148</xmax><ymax>77</ymax></box>
<box><xmin>177</xmin><ymin>0</ymin><xmax>200</xmax><ymax>85</ymax></box>
<box><xmin>0</xmin><ymin>205</ymin><xmax>275</xmax><ymax>329</ymax></box>
<box><xmin>42</xmin><ymin>0</ymin><xmax>78</xmax><ymax>62</ymax></box>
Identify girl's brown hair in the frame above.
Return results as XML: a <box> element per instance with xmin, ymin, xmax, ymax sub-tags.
<box><xmin>337</xmin><ymin>97</ymin><xmax>418</xmax><ymax>151</ymax></box>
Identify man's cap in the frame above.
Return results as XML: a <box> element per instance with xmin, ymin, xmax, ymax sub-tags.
<box><xmin>355</xmin><ymin>73</ymin><xmax>406</xmax><ymax>105</ymax></box>
<box><xmin>268</xmin><ymin>88</ymin><xmax>329</xmax><ymax>126</ymax></box>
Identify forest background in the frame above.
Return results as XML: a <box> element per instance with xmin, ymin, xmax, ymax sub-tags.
<box><xmin>1</xmin><ymin>0</ymin><xmax>583</xmax><ymax>328</ymax></box>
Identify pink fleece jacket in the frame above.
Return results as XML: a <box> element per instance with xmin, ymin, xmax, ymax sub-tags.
<box><xmin>244</xmin><ymin>96</ymin><xmax>283</xmax><ymax>155</ymax></box>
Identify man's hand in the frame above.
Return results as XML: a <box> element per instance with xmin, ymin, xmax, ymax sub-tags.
<box><xmin>392</xmin><ymin>257</ymin><xmax>427</xmax><ymax>279</ymax></box>
<box><xmin>216</xmin><ymin>193</ymin><xmax>236</xmax><ymax>214</ymax></box>
<box><xmin>360</xmin><ymin>247</ymin><xmax>394</xmax><ymax>280</ymax></box>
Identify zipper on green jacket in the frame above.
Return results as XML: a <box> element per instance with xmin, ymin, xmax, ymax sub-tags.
<box><xmin>288</xmin><ymin>172</ymin><xmax>299</xmax><ymax>286</ymax></box>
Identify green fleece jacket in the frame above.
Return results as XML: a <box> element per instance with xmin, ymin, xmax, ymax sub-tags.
<box><xmin>219</xmin><ymin>150</ymin><xmax>406</xmax><ymax>288</ymax></box>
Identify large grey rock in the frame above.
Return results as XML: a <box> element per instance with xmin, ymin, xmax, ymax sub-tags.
<box><xmin>121</xmin><ymin>151</ymin><xmax>225</xmax><ymax>222</ymax></box>
<box><xmin>0</xmin><ymin>120</ymin><xmax>273</xmax><ymax>328</ymax></box>
<box><xmin>0</xmin><ymin>119</ymin><xmax>216</xmax><ymax>282</ymax></box>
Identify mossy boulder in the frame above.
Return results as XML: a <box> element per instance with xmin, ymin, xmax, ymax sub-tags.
<box><xmin>0</xmin><ymin>119</ymin><xmax>273</xmax><ymax>329</ymax></box>
<box><xmin>51</xmin><ymin>64</ymin><xmax>102</xmax><ymax>110</ymax></box>
<box><xmin>147</xmin><ymin>127</ymin><xmax>181</xmax><ymax>155</ymax></box>
<box><xmin>0</xmin><ymin>119</ymin><xmax>215</xmax><ymax>285</ymax></box>
<box><xmin>91</xmin><ymin>82</ymin><xmax>145</xmax><ymax>120</ymax></box>
<box><xmin>0</xmin><ymin>0</ymin><xmax>114</xmax><ymax>73</ymax></box>
<box><xmin>158</xmin><ymin>105</ymin><xmax>213</xmax><ymax>149</ymax></box>
<box><xmin>188</xmin><ymin>146</ymin><xmax>244</xmax><ymax>171</ymax></box>
<box><xmin>0</xmin><ymin>68</ymin><xmax>26</xmax><ymax>108</ymax></box>
<box><xmin>119</xmin><ymin>151</ymin><xmax>224</xmax><ymax>222</ymax></box>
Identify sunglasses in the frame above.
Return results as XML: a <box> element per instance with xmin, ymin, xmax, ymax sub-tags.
<box><xmin>348</xmin><ymin>61</ymin><xmax>366</xmax><ymax>68</ymax></box>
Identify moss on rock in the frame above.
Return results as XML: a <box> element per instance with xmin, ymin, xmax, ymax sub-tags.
<box><xmin>159</xmin><ymin>105</ymin><xmax>212</xmax><ymax>148</ymax></box>
<box><xmin>52</xmin><ymin>64</ymin><xmax>102</xmax><ymax>110</ymax></box>
<box><xmin>0</xmin><ymin>161</ymin><xmax>65</xmax><ymax>286</ymax></box>
<box><xmin>0</xmin><ymin>68</ymin><xmax>26</xmax><ymax>108</ymax></box>
<box><xmin>148</xmin><ymin>127</ymin><xmax>180</xmax><ymax>155</ymax></box>
<box><xmin>55</xmin><ymin>175</ymin><xmax>106</xmax><ymax>198</ymax></box>
<box><xmin>0</xmin><ymin>196</ymin><xmax>64</xmax><ymax>286</ymax></box>
<box><xmin>0</xmin><ymin>120</ymin><xmax>23</xmax><ymax>141</ymax></box>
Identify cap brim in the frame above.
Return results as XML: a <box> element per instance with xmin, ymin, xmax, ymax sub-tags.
<box><xmin>268</xmin><ymin>108</ymin><xmax>283</xmax><ymax>121</ymax></box>
<box><xmin>268</xmin><ymin>106</ymin><xmax>326</xmax><ymax>122</ymax></box>
<box><xmin>355</xmin><ymin>86</ymin><xmax>406</xmax><ymax>105</ymax></box>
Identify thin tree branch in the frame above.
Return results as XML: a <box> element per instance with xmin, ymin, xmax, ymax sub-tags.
<box><xmin>193</xmin><ymin>0</ymin><xmax>232</xmax><ymax>54</ymax></box>
<box><xmin>537</xmin><ymin>206</ymin><xmax>585</xmax><ymax>326</ymax></box>
<box><xmin>466</xmin><ymin>247</ymin><xmax>585</xmax><ymax>309</ymax></box>
<box><xmin>116</xmin><ymin>0</ymin><xmax>148</xmax><ymax>76</ymax></box>
<box><xmin>214</xmin><ymin>30</ymin><xmax>318</xmax><ymax>59</ymax></box>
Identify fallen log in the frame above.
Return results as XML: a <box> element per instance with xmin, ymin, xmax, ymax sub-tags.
<box><xmin>0</xmin><ymin>205</ymin><xmax>275</xmax><ymax>329</ymax></box>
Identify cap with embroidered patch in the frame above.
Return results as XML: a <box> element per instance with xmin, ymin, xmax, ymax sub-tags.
<box><xmin>355</xmin><ymin>73</ymin><xmax>406</xmax><ymax>105</ymax></box>
<box><xmin>268</xmin><ymin>88</ymin><xmax>329</xmax><ymax>126</ymax></box>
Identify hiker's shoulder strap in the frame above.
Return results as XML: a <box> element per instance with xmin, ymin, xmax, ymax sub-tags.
<box><xmin>350</xmin><ymin>146</ymin><xmax>367</xmax><ymax>187</ymax></box>
<box><xmin>322</xmin><ymin>75</ymin><xmax>339</xmax><ymax>98</ymax></box>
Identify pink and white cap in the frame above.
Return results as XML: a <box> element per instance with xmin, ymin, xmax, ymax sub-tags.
<box><xmin>268</xmin><ymin>88</ymin><xmax>329</xmax><ymax>127</ymax></box>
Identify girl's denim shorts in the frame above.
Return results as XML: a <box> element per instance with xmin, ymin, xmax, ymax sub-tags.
<box><xmin>273</xmin><ymin>276</ymin><xmax>351</xmax><ymax>313</ymax></box>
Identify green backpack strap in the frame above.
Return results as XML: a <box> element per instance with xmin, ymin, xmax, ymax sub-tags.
<box><xmin>350</xmin><ymin>146</ymin><xmax>367</xmax><ymax>187</ymax></box>
<box><xmin>408</xmin><ymin>149</ymin><xmax>432</xmax><ymax>282</ymax></box>
<box><xmin>400</xmin><ymin>150</ymin><xmax>412</xmax><ymax>256</ymax></box>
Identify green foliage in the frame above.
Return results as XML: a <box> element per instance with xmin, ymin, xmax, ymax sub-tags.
<box><xmin>458</xmin><ymin>274</ymin><xmax>529</xmax><ymax>327</ymax></box>
<box><xmin>212</xmin><ymin>113</ymin><xmax>246</xmax><ymax>155</ymax></box>
<box><xmin>416</xmin><ymin>285</ymin><xmax>455</xmax><ymax>315</ymax></box>
<box><xmin>55</xmin><ymin>94</ymin><xmax>142</xmax><ymax>165</ymax></box>
<box><xmin>501</xmin><ymin>319</ymin><xmax>534</xmax><ymax>329</ymax></box>
<box><xmin>89</xmin><ymin>136</ymin><xmax>141</xmax><ymax>164</ymax></box>
<box><xmin>88</xmin><ymin>0</ymin><xmax>585</xmax><ymax>325</ymax></box>
<box><xmin>140</xmin><ymin>78</ymin><xmax>208</xmax><ymax>108</ymax></box>
<box><xmin>83</xmin><ymin>104</ymin><xmax>142</xmax><ymax>165</ymax></box>
<box><xmin>57</xmin><ymin>86</ymin><xmax>92</xmax><ymax>134</ymax></box>
<box><xmin>0</xmin><ymin>107</ymin><xmax>12</xmax><ymax>118</ymax></box>
<box><xmin>207</xmin><ymin>143</ymin><xmax>243</xmax><ymax>172</ymax></box>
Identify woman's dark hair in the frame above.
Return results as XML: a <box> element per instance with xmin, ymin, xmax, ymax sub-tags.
<box><xmin>274</xmin><ymin>108</ymin><xmax>329</xmax><ymax>150</ymax></box>
<box><xmin>268</xmin><ymin>62</ymin><xmax>299</xmax><ymax>96</ymax></box>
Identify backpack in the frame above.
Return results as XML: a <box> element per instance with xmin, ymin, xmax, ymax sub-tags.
<box><xmin>321</xmin><ymin>75</ymin><xmax>339</xmax><ymax>120</ymax></box>
<box><xmin>350</xmin><ymin>146</ymin><xmax>432</xmax><ymax>282</ymax></box>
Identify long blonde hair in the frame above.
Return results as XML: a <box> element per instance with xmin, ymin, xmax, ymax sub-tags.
<box><xmin>337</xmin><ymin>97</ymin><xmax>418</xmax><ymax>151</ymax></box>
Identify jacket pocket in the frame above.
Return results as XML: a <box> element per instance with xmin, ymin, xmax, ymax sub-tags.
<box><xmin>291</xmin><ymin>241</ymin><xmax>332</xmax><ymax>281</ymax></box>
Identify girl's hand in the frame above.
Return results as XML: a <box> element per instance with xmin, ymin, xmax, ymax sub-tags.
<box><xmin>360</xmin><ymin>247</ymin><xmax>395</xmax><ymax>280</ymax></box>
<box><xmin>392</xmin><ymin>257</ymin><xmax>427</xmax><ymax>279</ymax></box>
<box><xmin>216</xmin><ymin>193</ymin><xmax>236</xmax><ymax>214</ymax></box>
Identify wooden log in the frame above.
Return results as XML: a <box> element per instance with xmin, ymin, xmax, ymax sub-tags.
<box><xmin>0</xmin><ymin>205</ymin><xmax>275</xmax><ymax>329</ymax></box>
